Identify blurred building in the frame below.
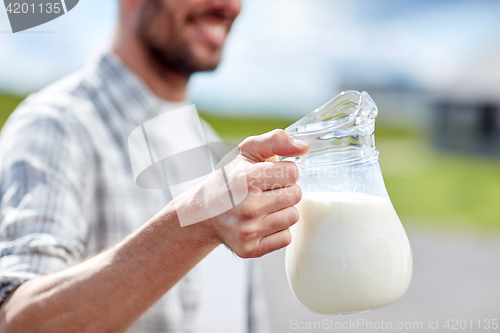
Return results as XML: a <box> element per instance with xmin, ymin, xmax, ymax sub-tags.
<box><xmin>340</xmin><ymin>79</ymin><xmax>433</xmax><ymax>131</ymax></box>
<box><xmin>434</xmin><ymin>47</ymin><xmax>500</xmax><ymax>155</ymax></box>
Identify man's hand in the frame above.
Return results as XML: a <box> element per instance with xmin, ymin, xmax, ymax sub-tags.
<box><xmin>0</xmin><ymin>129</ymin><xmax>309</xmax><ymax>333</ymax></box>
<box><xmin>198</xmin><ymin>129</ymin><xmax>310</xmax><ymax>258</ymax></box>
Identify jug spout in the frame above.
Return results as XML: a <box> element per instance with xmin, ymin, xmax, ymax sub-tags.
<box><xmin>281</xmin><ymin>91</ymin><xmax>379</xmax><ymax>166</ymax></box>
<box><xmin>356</xmin><ymin>91</ymin><xmax>378</xmax><ymax>125</ymax></box>
<box><xmin>287</xmin><ymin>91</ymin><xmax>378</xmax><ymax>134</ymax></box>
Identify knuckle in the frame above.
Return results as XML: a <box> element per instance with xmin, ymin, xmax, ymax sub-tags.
<box><xmin>288</xmin><ymin>163</ymin><xmax>300</xmax><ymax>183</ymax></box>
<box><xmin>240</xmin><ymin>135</ymin><xmax>257</xmax><ymax>149</ymax></box>
<box><xmin>237</xmin><ymin>226</ymin><xmax>258</xmax><ymax>243</ymax></box>
<box><xmin>282</xmin><ymin>185</ymin><xmax>301</xmax><ymax>205</ymax></box>
<box><xmin>239</xmin><ymin>204</ymin><xmax>260</xmax><ymax>221</ymax></box>
<box><xmin>247</xmin><ymin>173</ymin><xmax>261</xmax><ymax>187</ymax></box>
<box><xmin>292</xmin><ymin>185</ymin><xmax>302</xmax><ymax>204</ymax></box>
<box><xmin>271</xmin><ymin>128</ymin><xmax>287</xmax><ymax>138</ymax></box>
<box><xmin>246</xmin><ymin>167</ymin><xmax>263</xmax><ymax>188</ymax></box>
<box><xmin>283</xmin><ymin>231</ymin><xmax>292</xmax><ymax>246</ymax></box>
<box><xmin>238</xmin><ymin>243</ymin><xmax>258</xmax><ymax>259</ymax></box>
<box><xmin>289</xmin><ymin>207</ymin><xmax>300</xmax><ymax>224</ymax></box>
<box><xmin>261</xmin><ymin>162</ymin><xmax>274</xmax><ymax>178</ymax></box>
<box><xmin>251</xmin><ymin>251</ymin><xmax>265</xmax><ymax>259</ymax></box>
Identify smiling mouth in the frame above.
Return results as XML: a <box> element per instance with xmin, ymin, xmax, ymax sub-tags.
<box><xmin>195</xmin><ymin>21</ymin><xmax>229</xmax><ymax>46</ymax></box>
<box><xmin>191</xmin><ymin>10</ymin><xmax>232</xmax><ymax>47</ymax></box>
<box><xmin>200</xmin><ymin>23</ymin><xmax>227</xmax><ymax>40</ymax></box>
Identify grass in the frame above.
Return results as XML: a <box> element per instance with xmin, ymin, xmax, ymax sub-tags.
<box><xmin>378</xmin><ymin>139</ymin><xmax>500</xmax><ymax>233</ymax></box>
<box><xmin>1</xmin><ymin>93</ymin><xmax>499</xmax><ymax>233</ymax></box>
<box><xmin>199</xmin><ymin>112</ymin><xmax>422</xmax><ymax>143</ymax></box>
<box><xmin>199</xmin><ymin>112</ymin><xmax>296</xmax><ymax>144</ymax></box>
<box><xmin>0</xmin><ymin>93</ymin><xmax>24</xmax><ymax>126</ymax></box>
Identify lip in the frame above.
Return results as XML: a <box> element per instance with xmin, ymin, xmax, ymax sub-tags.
<box><xmin>193</xmin><ymin>16</ymin><xmax>230</xmax><ymax>46</ymax></box>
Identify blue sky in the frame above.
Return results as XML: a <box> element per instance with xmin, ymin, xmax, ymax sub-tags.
<box><xmin>1</xmin><ymin>0</ymin><xmax>500</xmax><ymax>117</ymax></box>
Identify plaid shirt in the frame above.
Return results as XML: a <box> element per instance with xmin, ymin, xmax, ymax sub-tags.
<box><xmin>0</xmin><ymin>52</ymin><xmax>270</xmax><ymax>333</ymax></box>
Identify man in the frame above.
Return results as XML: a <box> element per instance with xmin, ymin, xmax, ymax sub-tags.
<box><xmin>0</xmin><ymin>0</ymin><xmax>310</xmax><ymax>332</ymax></box>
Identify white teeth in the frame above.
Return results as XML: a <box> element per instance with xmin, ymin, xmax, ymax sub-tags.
<box><xmin>200</xmin><ymin>24</ymin><xmax>226</xmax><ymax>39</ymax></box>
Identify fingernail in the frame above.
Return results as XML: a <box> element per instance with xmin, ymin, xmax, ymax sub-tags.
<box><xmin>291</xmin><ymin>138</ymin><xmax>309</xmax><ymax>148</ymax></box>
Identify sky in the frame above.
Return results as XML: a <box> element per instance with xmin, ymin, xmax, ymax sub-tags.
<box><xmin>1</xmin><ymin>0</ymin><xmax>500</xmax><ymax>117</ymax></box>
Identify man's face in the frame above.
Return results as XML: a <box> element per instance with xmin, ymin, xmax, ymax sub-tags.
<box><xmin>138</xmin><ymin>0</ymin><xmax>241</xmax><ymax>76</ymax></box>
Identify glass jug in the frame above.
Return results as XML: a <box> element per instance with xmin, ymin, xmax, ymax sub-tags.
<box><xmin>281</xmin><ymin>91</ymin><xmax>413</xmax><ymax>315</ymax></box>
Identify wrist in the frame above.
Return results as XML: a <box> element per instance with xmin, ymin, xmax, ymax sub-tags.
<box><xmin>160</xmin><ymin>201</ymin><xmax>222</xmax><ymax>250</ymax></box>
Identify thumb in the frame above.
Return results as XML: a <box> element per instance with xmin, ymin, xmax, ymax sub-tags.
<box><xmin>240</xmin><ymin>129</ymin><xmax>310</xmax><ymax>162</ymax></box>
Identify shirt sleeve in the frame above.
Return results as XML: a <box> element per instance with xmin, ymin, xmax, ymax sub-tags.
<box><xmin>0</xmin><ymin>100</ymin><xmax>93</xmax><ymax>303</ymax></box>
<box><xmin>247</xmin><ymin>259</ymin><xmax>272</xmax><ymax>333</ymax></box>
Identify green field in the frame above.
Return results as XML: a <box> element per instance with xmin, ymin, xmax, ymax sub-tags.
<box><xmin>2</xmin><ymin>93</ymin><xmax>499</xmax><ymax>233</ymax></box>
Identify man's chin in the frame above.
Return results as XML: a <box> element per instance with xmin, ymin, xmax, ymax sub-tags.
<box><xmin>145</xmin><ymin>42</ymin><xmax>223</xmax><ymax>76</ymax></box>
<box><xmin>191</xmin><ymin>50</ymin><xmax>223</xmax><ymax>72</ymax></box>
<box><xmin>195</xmin><ymin>61</ymin><xmax>220</xmax><ymax>73</ymax></box>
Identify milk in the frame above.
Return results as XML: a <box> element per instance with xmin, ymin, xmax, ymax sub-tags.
<box><xmin>286</xmin><ymin>192</ymin><xmax>413</xmax><ymax>314</ymax></box>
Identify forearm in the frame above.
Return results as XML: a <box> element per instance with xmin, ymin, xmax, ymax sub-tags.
<box><xmin>0</xmin><ymin>203</ymin><xmax>220</xmax><ymax>333</ymax></box>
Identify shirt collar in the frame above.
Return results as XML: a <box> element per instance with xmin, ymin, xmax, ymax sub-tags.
<box><xmin>88</xmin><ymin>51</ymin><xmax>188</xmax><ymax>126</ymax></box>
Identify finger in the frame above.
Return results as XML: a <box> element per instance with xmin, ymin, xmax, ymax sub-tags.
<box><xmin>248</xmin><ymin>161</ymin><xmax>299</xmax><ymax>191</ymax></box>
<box><xmin>259</xmin><ymin>206</ymin><xmax>299</xmax><ymax>237</ymax></box>
<box><xmin>259</xmin><ymin>184</ymin><xmax>302</xmax><ymax>215</ymax></box>
<box><xmin>256</xmin><ymin>228</ymin><xmax>292</xmax><ymax>257</ymax></box>
<box><xmin>240</xmin><ymin>129</ymin><xmax>310</xmax><ymax>162</ymax></box>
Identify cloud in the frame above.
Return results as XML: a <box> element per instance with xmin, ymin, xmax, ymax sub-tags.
<box><xmin>190</xmin><ymin>0</ymin><xmax>500</xmax><ymax>117</ymax></box>
<box><xmin>0</xmin><ymin>1</ymin><xmax>116</xmax><ymax>93</ymax></box>
<box><xmin>2</xmin><ymin>0</ymin><xmax>500</xmax><ymax>118</ymax></box>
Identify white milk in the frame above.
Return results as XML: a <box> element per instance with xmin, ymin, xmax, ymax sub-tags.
<box><xmin>286</xmin><ymin>192</ymin><xmax>413</xmax><ymax>314</ymax></box>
